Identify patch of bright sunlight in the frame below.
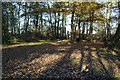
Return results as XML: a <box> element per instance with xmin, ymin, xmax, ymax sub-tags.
<box><xmin>112</xmin><ymin>51</ymin><xmax>118</xmax><ymax>55</ymax></box>
<box><xmin>70</xmin><ymin>49</ymin><xmax>81</xmax><ymax>65</ymax></box>
<box><xmin>113</xmin><ymin>66</ymin><xmax>120</xmax><ymax>77</ymax></box>
<box><xmin>2</xmin><ymin>40</ymin><xmax>69</xmax><ymax>49</ymax></box>
<box><xmin>91</xmin><ymin>48</ymin><xmax>96</xmax><ymax>50</ymax></box>
<box><xmin>57</xmin><ymin>40</ymin><xmax>69</xmax><ymax>43</ymax></box>
<box><xmin>101</xmin><ymin>58</ymin><xmax>109</xmax><ymax>68</ymax></box>
<box><xmin>30</xmin><ymin>53</ymin><xmax>66</xmax><ymax>66</ymax></box>
<box><xmin>92</xmin><ymin>51</ymin><xmax>98</xmax><ymax>59</ymax></box>
<box><xmin>47</xmin><ymin>40</ymin><xmax>69</xmax><ymax>45</ymax></box>
<box><xmin>2</xmin><ymin>42</ymin><xmax>45</xmax><ymax>49</ymax></box>
<box><xmin>93</xmin><ymin>40</ymin><xmax>97</xmax><ymax>43</ymax></box>
<box><xmin>100</xmin><ymin>48</ymin><xmax>107</xmax><ymax>50</ymax></box>
<box><xmin>47</xmin><ymin>42</ymin><xmax>59</xmax><ymax>45</ymax></box>
<box><xmin>16</xmin><ymin>53</ymin><xmax>66</xmax><ymax>73</ymax></box>
<box><xmin>82</xmin><ymin>40</ymin><xmax>86</xmax><ymax>42</ymax></box>
<box><xmin>57</xmin><ymin>46</ymin><xmax>71</xmax><ymax>51</ymax></box>
<box><xmin>84</xmin><ymin>46</ymin><xmax>89</xmax><ymax>48</ymax></box>
<box><xmin>81</xmin><ymin>64</ymin><xmax>89</xmax><ymax>72</ymax></box>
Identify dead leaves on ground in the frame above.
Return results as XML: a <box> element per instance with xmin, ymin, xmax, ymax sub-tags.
<box><xmin>2</xmin><ymin>40</ymin><xmax>120</xmax><ymax>78</ymax></box>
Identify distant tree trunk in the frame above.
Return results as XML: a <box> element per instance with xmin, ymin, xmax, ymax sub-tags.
<box><xmin>61</xmin><ymin>14</ymin><xmax>65</xmax><ymax>39</ymax></box>
<box><xmin>63</xmin><ymin>14</ymin><xmax>66</xmax><ymax>39</ymax></box>
<box><xmin>39</xmin><ymin>13</ymin><xmax>43</xmax><ymax>33</ymax></box>
<box><xmin>71</xmin><ymin>11</ymin><xmax>75</xmax><ymax>41</ymax></box>
<box><xmin>78</xmin><ymin>18</ymin><xmax>81</xmax><ymax>39</ymax></box>
<box><xmin>106</xmin><ymin>2</ymin><xmax>112</xmax><ymax>39</ymax></box>
<box><xmin>86</xmin><ymin>21</ymin><xmax>89</xmax><ymax>38</ymax></box>
<box><xmin>35</xmin><ymin>15</ymin><xmax>39</xmax><ymax>32</ymax></box>
<box><xmin>57</xmin><ymin>12</ymin><xmax>60</xmax><ymax>39</ymax></box>
<box><xmin>88</xmin><ymin>11</ymin><xmax>94</xmax><ymax>41</ymax></box>
<box><xmin>82</xmin><ymin>21</ymin><xmax>85</xmax><ymax>39</ymax></box>
<box><xmin>49</xmin><ymin>12</ymin><xmax>52</xmax><ymax>35</ymax></box>
<box><xmin>106</xmin><ymin>22</ymin><xmax>111</xmax><ymax>39</ymax></box>
<box><xmin>25</xmin><ymin>15</ymin><xmax>30</xmax><ymax>32</ymax></box>
<box><xmin>74</xmin><ymin>20</ymin><xmax>77</xmax><ymax>40</ymax></box>
<box><xmin>54</xmin><ymin>12</ymin><xmax>57</xmax><ymax>39</ymax></box>
<box><xmin>18</xmin><ymin>3</ymin><xmax>21</xmax><ymax>34</ymax></box>
<box><xmin>89</xmin><ymin>20</ymin><xmax>94</xmax><ymax>41</ymax></box>
<box><xmin>24</xmin><ymin>3</ymin><xmax>27</xmax><ymax>33</ymax></box>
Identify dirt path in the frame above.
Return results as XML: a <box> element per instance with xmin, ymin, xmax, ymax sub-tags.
<box><xmin>2</xmin><ymin>40</ymin><xmax>120</xmax><ymax>79</ymax></box>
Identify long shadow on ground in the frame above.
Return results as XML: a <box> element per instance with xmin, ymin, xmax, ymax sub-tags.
<box><xmin>2</xmin><ymin>41</ymin><xmax>120</xmax><ymax>79</ymax></box>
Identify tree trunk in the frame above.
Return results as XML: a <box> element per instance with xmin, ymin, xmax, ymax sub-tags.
<box><xmin>25</xmin><ymin>15</ymin><xmax>30</xmax><ymax>32</ymax></box>
<box><xmin>82</xmin><ymin>21</ymin><xmax>85</xmax><ymax>39</ymax></box>
<box><xmin>88</xmin><ymin>11</ymin><xmax>94</xmax><ymax>41</ymax></box>
<box><xmin>35</xmin><ymin>15</ymin><xmax>39</xmax><ymax>32</ymax></box>
<box><xmin>86</xmin><ymin>21</ymin><xmax>89</xmax><ymax>39</ymax></box>
<box><xmin>57</xmin><ymin>12</ymin><xmax>60</xmax><ymax>39</ymax></box>
<box><xmin>54</xmin><ymin>12</ymin><xmax>57</xmax><ymax>39</ymax></box>
<box><xmin>24</xmin><ymin>3</ymin><xmax>27</xmax><ymax>33</ymax></box>
<box><xmin>40</xmin><ymin>13</ymin><xmax>43</xmax><ymax>32</ymax></box>
<box><xmin>78</xmin><ymin>18</ymin><xmax>81</xmax><ymax>39</ymax></box>
<box><xmin>110</xmin><ymin>2</ymin><xmax>120</xmax><ymax>47</ymax></box>
<box><xmin>71</xmin><ymin>11</ymin><xmax>75</xmax><ymax>41</ymax></box>
<box><xmin>18</xmin><ymin>3</ymin><xmax>20</xmax><ymax>34</ymax></box>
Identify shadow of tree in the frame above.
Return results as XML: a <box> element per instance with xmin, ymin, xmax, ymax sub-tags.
<box><xmin>2</xmin><ymin>41</ymin><xmax>120</xmax><ymax>79</ymax></box>
<box><xmin>38</xmin><ymin>42</ymin><xmax>116</xmax><ymax>79</ymax></box>
<box><xmin>2</xmin><ymin>42</ymin><xmax>71</xmax><ymax>77</ymax></box>
<box><xmin>77</xmin><ymin>43</ymin><xmax>115</xmax><ymax>79</ymax></box>
<box><xmin>39</xmin><ymin>43</ymin><xmax>78</xmax><ymax>78</ymax></box>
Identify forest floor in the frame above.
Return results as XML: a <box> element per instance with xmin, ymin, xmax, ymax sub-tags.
<box><xmin>2</xmin><ymin>40</ymin><xmax>120</xmax><ymax>79</ymax></box>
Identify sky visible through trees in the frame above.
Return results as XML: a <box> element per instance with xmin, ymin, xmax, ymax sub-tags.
<box><xmin>2</xmin><ymin>2</ymin><xmax>120</xmax><ymax>43</ymax></box>
<box><xmin>16</xmin><ymin>2</ymin><xmax>118</xmax><ymax>34</ymax></box>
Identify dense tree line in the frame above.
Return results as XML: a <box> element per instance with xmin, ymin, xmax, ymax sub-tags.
<box><xmin>2</xmin><ymin>2</ymin><xmax>120</xmax><ymax>48</ymax></box>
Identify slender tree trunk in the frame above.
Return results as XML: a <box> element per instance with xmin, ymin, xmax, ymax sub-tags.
<box><xmin>88</xmin><ymin>11</ymin><xmax>94</xmax><ymax>41</ymax></box>
<box><xmin>57</xmin><ymin>12</ymin><xmax>60</xmax><ymax>39</ymax></box>
<box><xmin>25</xmin><ymin>15</ymin><xmax>30</xmax><ymax>32</ymax></box>
<box><xmin>78</xmin><ymin>18</ymin><xmax>81</xmax><ymax>39</ymax></box>
<box><xmin>106</xmin><ymin>3</ymin><xmax>112</xmax><ymax>39</ymax></box>
<box><xmin>61</xmin><ymin>14</ymin><xmax>65</xmax><ymax>39</ymax></box>
<box><xmin>49</xmin><ymin>12</ymin><xmax>52</xmax><ymax>35</ymax></box>
<box><xmin>24</xmin><ymin>3</ymin><xmax>27</xmax><ymax>33</ymax></box>
<box><xmin>106</xmin><ymin>22</ymin><xmax>111</xmax><ymax>38</ymax></box>
<box><xmin>86</xmin><ymin>21</ymin><xmax>89</xmax><ymax>38</ymax></box>
<box><xmin>40</xmin><ymin>13</ymin><xmax>43</xmax><ymax>32</ymax></box>
<box><xmin>82</xmin><ymin>21</ymin><xmax>85</xmax><ymax>39</ymax></box>
<box><xmin>35</xmin><ymin>15</ymin><xmax>39</xmax><ymax>32</ymax></box>
<box><xmin>18</xmin><ymin>3</ymin><xmax>20</xmax><ymax>34</ymax></box>
<box><xmin>71</xmin><ymin>11</ymin><xmax>75</xmax><ymax>41</ymax></box>
<box><xmin>54</xmin><ymin>12</ymin><xmax>57</xmax><ymax>39</ymax></box>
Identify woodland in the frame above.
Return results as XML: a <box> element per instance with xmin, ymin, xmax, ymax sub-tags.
<box><xmin>2</xmin><ymin>2</ymin><xmax>120</xmax><ymax>79</ymax></box>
